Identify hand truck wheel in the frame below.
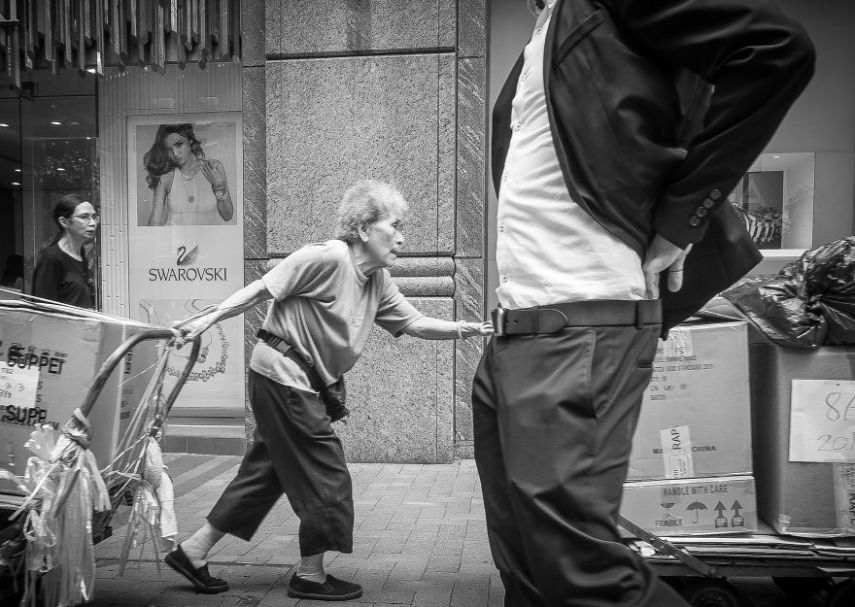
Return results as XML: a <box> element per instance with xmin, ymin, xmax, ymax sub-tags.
<box><xmin>825</xmin><ymin>579</ymin><xmax>855</xmax><ymax>607</ymax></box>
<box><xmin>773</xmin><ymin>575</ymin><xmax>833</xmax><ymax>598</ymax></box>
<box><xmin>681</xmin><ymin>579</ymin><xmax>749</xmax><ymax>607</ymax></box>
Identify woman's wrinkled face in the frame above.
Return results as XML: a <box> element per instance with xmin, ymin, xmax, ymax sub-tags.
<box><xmin>363</xmin><ymin>211</ymin><xmax>405</xmax><ymax>269</ymax></box>
<box><xmin>64</xmin><ymin>201</ymin><xmax>99</xmax><ymax>242</ymax></box>
<box><xmin>164</xmin><ymin>133</ymin><xmax>192</xmax><ymax>167</ymax></box>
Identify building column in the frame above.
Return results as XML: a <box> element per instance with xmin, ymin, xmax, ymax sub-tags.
<box><xmin>242</xmin><ymin>0</ymin><xmax>486</xmax><ymax>462</ymax></box>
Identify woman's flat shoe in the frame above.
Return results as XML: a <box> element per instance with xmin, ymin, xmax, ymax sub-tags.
<box><xmin>164</xmin><ymin>544</ymin><xmax>229</xmax><ymax>594</ymax></box>
<box><xmin>287</xmin><ymin>574</ymin><xmax>363</xmax><ymax>601</ymax></box>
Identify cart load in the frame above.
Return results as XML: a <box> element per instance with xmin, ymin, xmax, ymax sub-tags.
<box><xmin>0</xmin><ymin>299</ymin><xmax>199</xmax><ymax>607</ymax></box>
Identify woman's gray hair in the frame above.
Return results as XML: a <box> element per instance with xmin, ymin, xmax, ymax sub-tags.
<box><xmin>336</xmin><ymin>180</ymin><xmax>408</xmax><ymax>243</ymax></box>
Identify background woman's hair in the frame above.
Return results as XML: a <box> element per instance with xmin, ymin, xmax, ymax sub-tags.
<box><xmin>43</xmin><ymin>193</ymin><xmax>86</xmax><ymax>249</ymax></box>
<box><xmin>336</xmin><ymin>180</ymin><xmax>408</xmax><ymax>243</ymax></box>
<box><xmin>143</xmin><ymin>123</ymin><xmax>205</xmax><ymax>190</ymax></box>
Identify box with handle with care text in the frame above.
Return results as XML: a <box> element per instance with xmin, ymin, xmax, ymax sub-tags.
<box><xmin>620</xmin><ymin>475</ymin><xmax>758</xmax><ymax>535</ymax></box>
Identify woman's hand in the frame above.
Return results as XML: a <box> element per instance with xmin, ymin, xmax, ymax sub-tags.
<box><xmin>459</xmin><ymin>320</ymin><xmax>494</xmax><ymax>339</ymax></box>
<box><xmin>402</xmin><ymin>317</ymin><xmax>494</xmax><ymax>340</ymax></box>
<box><xmin>173</xmin><ymin>305</ymin><xmax>218</xmax><ymax>345</ymax></box>
<box><xmin>201</xmin><ymin>159</ymin><xmax>228</xmax><ymax>191</ymax></box>
<box><xmin>201</xmin><ymin>159</ymin><xmax>234</xmax><ymax>221</ymax></box>
<box><xmin>175</xmin><ymin>318</ymin><xmax>209</xmax><ymax>341</ymax></box>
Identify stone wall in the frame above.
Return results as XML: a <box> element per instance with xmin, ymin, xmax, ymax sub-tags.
<box><xmin>240</xmin><ymin>0</ymin><xmax>487</xmax><ymax>462</ymax></box>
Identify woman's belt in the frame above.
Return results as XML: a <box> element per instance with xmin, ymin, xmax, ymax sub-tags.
<box><xmin>256</xmin><ymin>328</ymin><xmax>324</xmax><ymax>392</ymax></box>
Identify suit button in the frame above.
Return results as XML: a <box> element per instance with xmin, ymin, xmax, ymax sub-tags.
<box><xmin>696</xmin><ymin>207</ymin><xmax>708</xmax><ymax>217</ymax></box>
<box><xmin>710</xmin><ymin>188</ymin><xmax>722</xmax><ymax>200</ymax></box>
<box><xmin>689</xmin><ymin>216</ymin><xmax>701</xmax><ymax>227</ymax></box>
<box><xmin>703</xmin><ymin>198</ymin><xmax>715</xmax><ymax>209</ymax></box>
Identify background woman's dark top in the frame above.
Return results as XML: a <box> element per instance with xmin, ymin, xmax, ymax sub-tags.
<box><xmin>32</xmin><ymin>243</ymin><xmax>95</xmax><ymax>308</ymax></box>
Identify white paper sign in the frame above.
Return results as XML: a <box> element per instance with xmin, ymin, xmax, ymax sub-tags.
<box><xmin>790</xmin><ymin>380</ymin><xmax>855</xmax><ymax>463</ymax></box>
<box><xmin>0</xmin><ymin>365</ymin><xmax>40</xmax><ymax>416</ymax></box>
<box><xmin>659</xmin><ymin>425</ymin><xmax>695</xmax><ymax>478</ymax></box>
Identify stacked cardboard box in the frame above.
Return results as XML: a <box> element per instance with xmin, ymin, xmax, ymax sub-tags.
<box><xmin>620</xmin><ymin>321</ymin><xmax>759</xmax><ymax>535</ymax></box>
<box><xmin>750</xmin><ymin>341</ymin><xmax>855</xmax><ymax>536</ymax></box>
<box><xmin>0</xmin><ymin>300</ymin><xmax>161</xmax><ymax>495</ymax></box>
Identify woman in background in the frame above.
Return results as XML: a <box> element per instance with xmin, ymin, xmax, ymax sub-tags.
<box><xmin>144</xmin><ymin>123</ymin><xmax>234</xmax><ymax>226</ymax></box>
<box><xmin>32</xmin><ymin>194</ymin><xmax>98</xmax><ymax>308</ymax></box>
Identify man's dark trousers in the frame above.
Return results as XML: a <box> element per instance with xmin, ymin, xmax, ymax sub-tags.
<box><xmin>472</xmin><ymin>318</ymin><xmax>689</xmax><ymax>606</ymax></box>
<box><xmin>208</xmin><ymin>370</ymin><xmax>354</xmax><ymax>556</ymax></box>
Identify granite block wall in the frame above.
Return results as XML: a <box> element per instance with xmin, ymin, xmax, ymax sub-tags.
<box><xmin>243</xmin><ymin>0</ymin><xmax>487</xmax><ymax>462</ymax></box>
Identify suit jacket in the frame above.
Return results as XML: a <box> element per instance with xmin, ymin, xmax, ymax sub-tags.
<box><xmin>492</xmin><ymin>0</ymin><xmax>815</xmax><ymax>331</ymax></box>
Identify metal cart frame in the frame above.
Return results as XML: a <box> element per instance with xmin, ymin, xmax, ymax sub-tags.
<box><xmin>0</xmin><ymin>329</ymin><xmax>200</xmax><ymax>604</ymax></box>
<box><xmin>619</xmin><ymin>514</ymin><xmax>855</xmax><ymax>606</ymax></box>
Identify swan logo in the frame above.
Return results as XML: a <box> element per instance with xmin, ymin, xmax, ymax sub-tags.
<box><xmin>146</xmin><ymin>244</ymin><xmax>228</xmax><ymax>282</ymax></box>
<box><xmin>176</xmin><ymin>245</ymin><xmax>198</xmax><ymax>266</ymax></box>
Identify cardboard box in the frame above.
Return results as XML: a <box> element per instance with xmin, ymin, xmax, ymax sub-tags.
<box><xmin>620</xmin><ymin>475</ymin><xmax>759</xmax><ymax>535</ymax></box>
<box><xmin>0</xmin><ymin>287</ymin><xmax>22</xmax><ymax>301</ymax></box>
<box><xmin>750</xmin><ymin>341</ymin><xmax>855</xmax><ymax>536</ymax></box>
<box><xmin>0</xmin><ymin>301</ymin><xmax>161</xmax><ymax>494</ymax></box>
<box><xmin>628</xmin><ymin>321</ymin><xmax>752</xmax><ymax>480</ymax></box>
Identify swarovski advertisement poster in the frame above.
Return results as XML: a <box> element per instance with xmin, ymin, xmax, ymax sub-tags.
<box><xmin>127</xmin><ymin>113</ymin><xmax>244</xmax><ymax>412</ymax></box>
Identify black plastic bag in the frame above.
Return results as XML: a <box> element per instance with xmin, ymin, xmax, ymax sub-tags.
<box><xmin>723</xmin><ymin>274</ymin><xmax>826</xmax><ymax>348</ymax></box>
<box><xmin>799</xmin><ymin>237</ymin><xmax>855</xmax><ymax>345</ymax></box>
<box><xmin>722</xmin><ymin>236</ymin><xmax>855</xmax><ymax>348</ymax></box>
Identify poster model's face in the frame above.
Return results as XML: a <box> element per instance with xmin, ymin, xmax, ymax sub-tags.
<box><xmin>165</xmin><ymin>133</ymin><xmax>193</xmax><ymax>168</ymax></box>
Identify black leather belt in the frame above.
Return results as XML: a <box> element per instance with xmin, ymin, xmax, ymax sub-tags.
<box><xmin>490</xmin><ymin>299</ymin><xmax>661</xmax><ymax>336</ymax></box>
<box><xmin>257</xmin><ymin>328</ymin><xmax>324</xmax><ymax>392</ymax></box>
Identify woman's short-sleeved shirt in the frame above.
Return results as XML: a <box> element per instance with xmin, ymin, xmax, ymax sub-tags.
<box><xmin>250</xmin><ymin>239</ymin><xmax>423</xmax><ymax>390</ymax></box>
<box><xmin>32</xmin><ymin>243</ymin><xmax>95</xmax><ymax>308</ymax></box>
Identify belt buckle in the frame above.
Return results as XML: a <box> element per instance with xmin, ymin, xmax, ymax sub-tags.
<box><xmin>491</xmin><ymin>307</ymin><xmax>506</xmax><ymax>337</ymax></box>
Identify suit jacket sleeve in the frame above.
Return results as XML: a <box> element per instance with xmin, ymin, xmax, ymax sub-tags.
<box><xmin>604</xmin><ymin>0</ymin><xmax>815</xmax><ymax>249</ymax></box>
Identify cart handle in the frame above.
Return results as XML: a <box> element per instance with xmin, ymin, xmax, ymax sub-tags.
<box><xmin>77</xmin><ymin>329</ymin><xmax>201</xmax><ymax>419</ymax></box>
<box><xmin>617</xmin><ymin>514</ymin><xmax>721</xmax><ymax>579</ymax></box>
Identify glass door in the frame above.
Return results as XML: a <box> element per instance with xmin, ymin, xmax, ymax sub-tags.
<box><xmin>0</xmin><ymin>98</ymin><xmax>24</xmax><ymax>295</ymax></box>
<box><xmin>0</xmin><ymin>81</ymin><xmax>98</xmax><ymax>305</ymax></box>
<box><xmin>21</xmin><ymin>96</ymin><xmax>99</xmax><ymax>305</ymax></box>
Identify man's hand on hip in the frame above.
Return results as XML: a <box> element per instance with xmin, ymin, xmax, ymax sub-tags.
<box><xmin>642</xmin><ymin>235</ymin><xmax>692</xmax><ymax>299</ymax></box>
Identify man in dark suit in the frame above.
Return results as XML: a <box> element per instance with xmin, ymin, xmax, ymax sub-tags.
<box><xmin>474</xmin><ymin>0</ymin><xmax>815</xmax><ymax>604</ymax></box>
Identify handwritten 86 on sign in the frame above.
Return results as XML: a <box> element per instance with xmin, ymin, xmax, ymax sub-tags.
<box><xmin>789</xmin><ymin>379</ymin><xmax>855</xmax><ymax>463</ymax></box>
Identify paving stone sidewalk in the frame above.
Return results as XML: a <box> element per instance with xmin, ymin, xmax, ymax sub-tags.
<box><xmin>87</xmin><ymin>455</ymin><xmax>800</xmax><ymax>607</ymax></box>
<box><xmin>91</xmin><ymin>455</ymin><xmax>503</xmax><ymax>607</ymax></box>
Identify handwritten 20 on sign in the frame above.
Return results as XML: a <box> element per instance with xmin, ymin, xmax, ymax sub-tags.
<box><xmin>790</xmin><ymin>380</ymin><xmax>855</xmax><ymax>463</ymax></box>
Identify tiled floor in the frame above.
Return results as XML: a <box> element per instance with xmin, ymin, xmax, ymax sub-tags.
<box><xmin>91</xmin><ymin>455</ymin><xmax>502</xmax><ymax>607</ymax></box>
<box><xmin>76</xmin><ymin>455</ymin><xmax>834</xmax><ymax>606</ymax></box>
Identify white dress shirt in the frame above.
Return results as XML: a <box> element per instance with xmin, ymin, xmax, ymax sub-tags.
<box><xmin>495</xmin><ymin>0</ymin><xmax>645</xmax><ymax>310</ymax></box>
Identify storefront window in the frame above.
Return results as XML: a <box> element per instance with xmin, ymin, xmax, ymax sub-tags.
<box><xmin>0</xmin><ymin>75</ymin><xmax>98</xmax><ymax>302</ymax></box>
<box><xmin>0</xmin><ymin>98</ymin><xmax>23</xmax><ymax>293</ymax></box>
<box><xmin>728</xmin><ymin>153</ymin><xmax>815</xmax><ymax>253</ymax></box>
